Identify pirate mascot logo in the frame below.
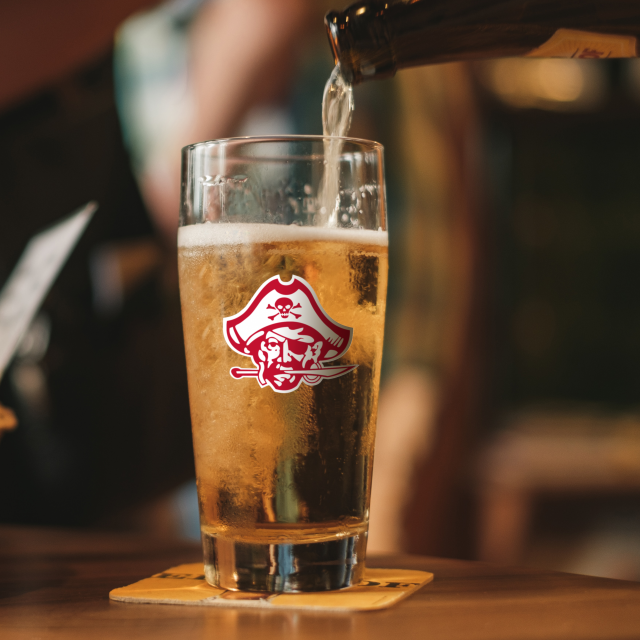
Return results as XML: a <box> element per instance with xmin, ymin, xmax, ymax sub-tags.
<box><xmin>223</xmin><ymin>275</ymin><xmax>357</xmax><ymax>393</ymax></box>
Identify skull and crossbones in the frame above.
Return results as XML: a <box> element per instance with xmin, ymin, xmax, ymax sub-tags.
<box><xmin>267</xmin><ymin>297</ymin><xmax>301</xmax><ymax>321</ymax></box>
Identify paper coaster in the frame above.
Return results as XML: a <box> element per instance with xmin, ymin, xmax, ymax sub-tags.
<box><xmin>110</xmin><ymin>563</ymin><xmax>433</xmax><ymax>612</ymax></box>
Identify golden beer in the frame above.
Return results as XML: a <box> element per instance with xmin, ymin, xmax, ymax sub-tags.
<box><xmin>178</xmin><ymin>222</ymin><xmax>387</xmax><ymax>590</ymax></box>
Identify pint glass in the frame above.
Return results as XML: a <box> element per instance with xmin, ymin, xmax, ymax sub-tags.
<box><xmin>178</xmin><ymin>137</ymin><xmax>388</xmax><ymax>592</ymax></box>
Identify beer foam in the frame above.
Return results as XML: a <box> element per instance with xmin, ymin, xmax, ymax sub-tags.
<box><xmin>178</xmin><ymin>223</ymin><xmax>389</xmax><ymax>248</ymax></box>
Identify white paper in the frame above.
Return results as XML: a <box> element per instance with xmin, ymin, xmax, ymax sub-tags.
<box><xmin>0</xmin><ymin>202</ymin><xmax>97</xmax><ymax>379</ymax></box>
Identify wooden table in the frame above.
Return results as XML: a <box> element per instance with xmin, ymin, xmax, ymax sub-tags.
<box><xmin>1</xmin><ymin>525</ymin><xmax>639</xmax><ymax>639</ymax></box>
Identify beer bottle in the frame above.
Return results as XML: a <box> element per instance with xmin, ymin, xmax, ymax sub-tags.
<box><xmin>325</xmin><ymin>0</ymin><xmax>640</xmax><ymax>84</ymax></box>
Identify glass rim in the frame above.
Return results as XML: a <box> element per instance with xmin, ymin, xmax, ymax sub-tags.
<box><xmin>182</xmin><ymin>135</ymin><xmax>384</xmax><ymax>154</ymax></box>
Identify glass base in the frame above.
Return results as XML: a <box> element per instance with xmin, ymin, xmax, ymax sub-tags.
<box><xmin>202</xmin><ymin>530</ymin><xmax>367</xmax><ymax>593</ymax></box>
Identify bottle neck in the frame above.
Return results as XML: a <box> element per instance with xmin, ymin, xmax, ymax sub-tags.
<box><xmin>325</xmin><ymin>3</ymin><xmax>396</xmax><ymax>85</ymax></box>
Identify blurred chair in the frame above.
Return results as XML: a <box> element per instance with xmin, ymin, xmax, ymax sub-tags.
<box><xmin>477</xmin><ymin>409</ymin><xmax>640</xmax><ymax>566</ymax></box>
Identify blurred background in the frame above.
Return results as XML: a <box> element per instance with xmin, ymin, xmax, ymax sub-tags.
<box><xmin>2</xmin><ymin>0</ymin><xmax>640</xmax><ymax>582</ymax></box>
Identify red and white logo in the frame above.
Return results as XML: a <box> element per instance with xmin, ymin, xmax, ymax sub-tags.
<box><xmin>223</xmin><ymin>275</ymin><xmax>357</xmax><ymax>393</ymax></box>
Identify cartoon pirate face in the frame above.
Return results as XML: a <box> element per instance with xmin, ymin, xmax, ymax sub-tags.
<box><xmin>223</xmin><ymin>275</ymin><xmax>358</xmax><ymax>393</ymax></box>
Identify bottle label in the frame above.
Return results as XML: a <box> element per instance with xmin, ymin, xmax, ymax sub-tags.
<box><xmin>526</xmin><ymin>29</ymin><xmax>637</xmax><ymax>59</ymax></box>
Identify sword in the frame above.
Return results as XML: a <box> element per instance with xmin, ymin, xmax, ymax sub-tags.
<box><xmin>230</xmin><ymin>365</ymin><xmax>358</xmax><ymax>380</ymax></box>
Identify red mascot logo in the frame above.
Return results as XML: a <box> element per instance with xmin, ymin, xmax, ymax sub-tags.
<box><xmin>223</xmin><ymin>275</ymin><xmax>357</xmax><ymax>393</ymax></box>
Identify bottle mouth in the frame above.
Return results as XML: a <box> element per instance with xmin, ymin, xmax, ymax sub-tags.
<box><xmin>325</xmin><ymin>10</ymin><xmax>355</xmax><ymax>84</ymax></box>
<box><xmin>324</xmin><ymin>5</ymin><xmax>397</xmax><ymax>85</ymax></box>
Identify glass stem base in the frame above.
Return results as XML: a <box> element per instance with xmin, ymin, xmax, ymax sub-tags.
<box><xmin>202</xmin><ymin>530</ymin><xmax>367</xmax><ymax>593</ymax></box>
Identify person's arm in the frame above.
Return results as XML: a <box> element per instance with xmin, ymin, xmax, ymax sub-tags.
<box><xmin>140</xmin><ymin>0</ymin><xmax>312</xmax><ymax>242</ymax></box>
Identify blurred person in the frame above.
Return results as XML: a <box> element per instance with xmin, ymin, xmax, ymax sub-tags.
<box><xmin>368</xmin><ymin>62</ymin><xmax>489</xmax><ymax>557</ymax></box>
<box><xmin>115</xmin><ymin>0</ymin><xmax>490</xmax><ymax>555</ymax></box>
<box><xmin>117</xmin><ymin>0</ymin><xmax>312</xmax><ymax>241</ymax></box>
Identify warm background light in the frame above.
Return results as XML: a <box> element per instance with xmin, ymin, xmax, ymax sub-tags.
<box><xmin>480</xmin><ymin>58</ymin><xmax>606</xmax><ymax>110</ymax></box>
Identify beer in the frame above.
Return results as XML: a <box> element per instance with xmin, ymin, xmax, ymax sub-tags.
<box><xmin>178</xmin><ymin>221</ymin><xmax>388</xmax><ymax>590</ymax></box>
